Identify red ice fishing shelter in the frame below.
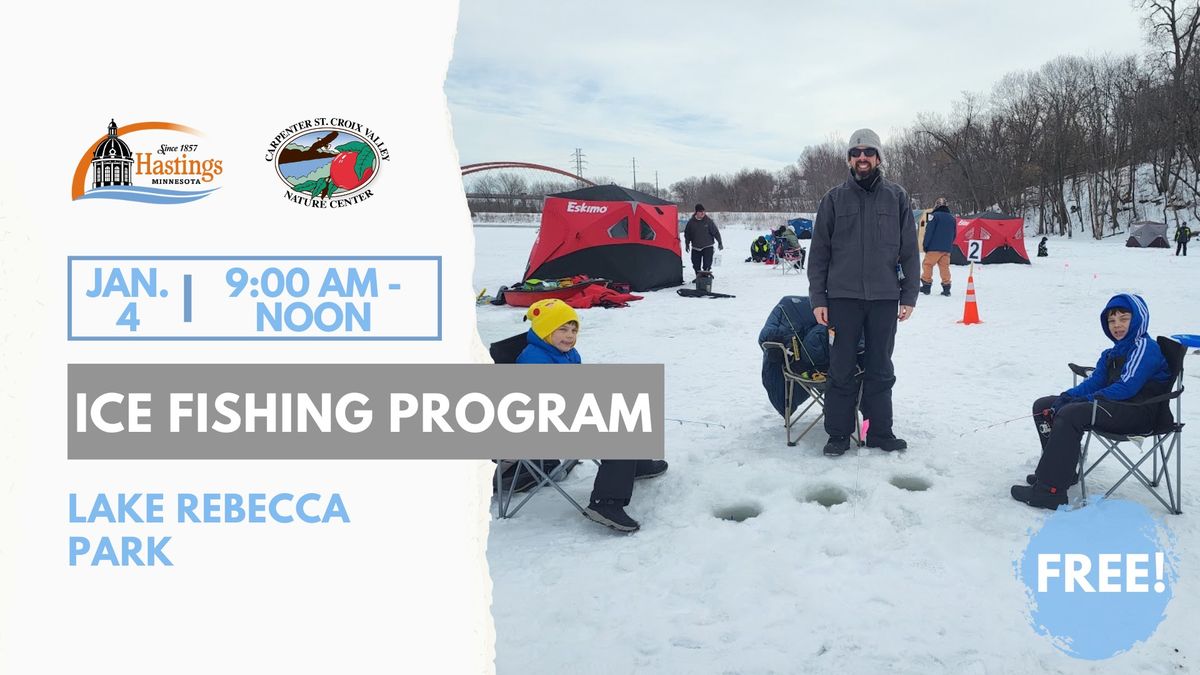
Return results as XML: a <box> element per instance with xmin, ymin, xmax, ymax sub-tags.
<box><xmin>950</xmin><ymin>212</ymin><xmax>1031</xmax><ymax>265</ymax></box>
<box><xmin>524</xmin><ymin>185</ymin><xmax>683</xmax><ymax>291</ymax></box>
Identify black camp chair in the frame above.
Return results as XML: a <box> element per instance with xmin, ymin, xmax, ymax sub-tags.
<box><xmin>1071</xmin><ymin>336</ymin><xmax>1186</xmax><ymax>514</ymax></box>
<box><xmin>760</xmin><ymin>339</ymin><xmax>862</xmax><ymax>447</ymax></box>
<box><xmin>489</xmin><ymin>333</ymin><xmax>594</xmax><ymax>519</ymax></box>
<box><xmin>758</xmin><ymin>296</ymin><xmax>864</xmax><ymax>448</ymax></box>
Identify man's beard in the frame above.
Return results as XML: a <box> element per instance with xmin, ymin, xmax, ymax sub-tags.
<box><xmin>853</xmin><ymin>162</ymin><xmax>875</xmax><ymax>178</ymax></box>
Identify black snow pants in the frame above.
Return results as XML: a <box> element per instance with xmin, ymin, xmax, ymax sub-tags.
<box><xmin>590</xmin><ymin>460</ymin><xmax>660</xmax><ymax>506</ymax></box>
<box><xmin>824</xmin><ymin>298</ymin><xmax>898</xmax><ymax>439</ymax></box>
<box><xmin>1030</xmin><ymin>395</ymin><xmax>1158</xmax><ymax>488</ymax></box>
<box><xmin>691</xmin><ymin>246</ymin><xmax>714</xmax><ymax>273</ymax></box>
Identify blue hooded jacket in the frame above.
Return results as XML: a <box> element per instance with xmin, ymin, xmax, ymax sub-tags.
<box><xmin>516</xmin><ymin>328</ymin><xmax>582</xmax><ymax>365</ymax></box>
<box><xmin>1064</xmin><ymin>293</ymin><xmax>1171</xmax><ymax>402</ymax></box>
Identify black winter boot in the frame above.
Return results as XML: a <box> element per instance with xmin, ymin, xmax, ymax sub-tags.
<box><xmin>823</xmin><ymin>436</ymin><xmax>851</xmax><ymax>457</ymax></box>
<box><xmin>634</xmin><ymin>460</ymin><xmax>669</xmax><ymax>480</ymax></box>
<box><xmin>920</xmin><ymin>281</ymin><xmax>932</xmax><ymax>295</ymax></box>
<box><xmin>584</xmin><ymin>501</ymin><xmax>640</xmax><ymax>532</ymax></box>
<box><xmin>866</xmin><ymin>435</ymin><xmax>908</xmax><ymax>452</ymax></box>
<box><xmin>941</xmin><ymin>283</ymin><xmax>952</xmax><ymax>296</ymax></box>
<box><xmin>1010</xmin><ymin>482</ymin><xmax>1068</xmax><ymax>510</ymax></box>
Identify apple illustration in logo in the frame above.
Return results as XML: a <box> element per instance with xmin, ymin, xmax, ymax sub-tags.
<box><xmin>330</xmin><ymin>151</ymin><xmax>374</xmax><ymax>191</ymax></box>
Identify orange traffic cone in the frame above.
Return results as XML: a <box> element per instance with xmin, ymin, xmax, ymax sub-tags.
<box><xmin>959</xmin><ymin>270</ymin><xmax>982</xmax><ymax>324</ymax></box>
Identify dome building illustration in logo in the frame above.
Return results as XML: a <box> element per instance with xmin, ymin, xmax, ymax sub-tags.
<box><xmin>72</xmin><ymin>120</ymin><xmax>223</xmax><ymax>204</ymax></box>
<box><xmin>92</xmin><ymin>119</ymin><xmax>133</xmax><ymax>188</ymax></box>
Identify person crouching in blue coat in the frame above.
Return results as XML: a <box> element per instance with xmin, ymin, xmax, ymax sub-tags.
<box><xmin>1012</xmin><ymin>294</ymin><xmax>1172</xmax><ymax>509</ymax></box>
<box><xmin>517</xmin><ymin>299</ymin><xmax>668</xmax><ymax>532</ymax></box>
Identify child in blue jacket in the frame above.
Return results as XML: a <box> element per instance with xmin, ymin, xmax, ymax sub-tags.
<box><xmin>1012</xmin><ymin>293</ymin><xmax>1172</xmax><ymax>509</ymax></box>
<box><xmin>517</xmin><ymin>299</ymin><xmax>667</xmax><ymax>532</ymax></box>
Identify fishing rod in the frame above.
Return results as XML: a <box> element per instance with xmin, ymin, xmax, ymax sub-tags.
<box><xmin>665</xmin><ymin>417</ymin><xmax>727</xmax><ymax>429</ymax></box>
<box><xmin>959</xmin><ymin>401</ymin><xmax>1114</xmax><ymax>437</ymax></box>
<box><xmin>958</xmin><ymin>410</ymin><xmax>1049</xmax><ymax>437</ymax></box>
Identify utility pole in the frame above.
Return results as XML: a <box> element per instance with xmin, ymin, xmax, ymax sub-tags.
<box><xmin>631</xmin><ymin>157</ymin><xmax>637</xmax><ymax>187</ymax></box>
<box><xmin>571</xmin><ymin>148</ymin><xmax>587</xmax><ymax>184</ymax></box>
<box><xmin>655</xmin><ymin>171</ymin><xmax>659</xmax><ymax>197</ymax></box>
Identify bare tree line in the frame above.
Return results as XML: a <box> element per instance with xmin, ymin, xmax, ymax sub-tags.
<box><xmin>671</xmin><ymin>0</ymin><xmax>1200</xmax><ymax>239</ymax></box>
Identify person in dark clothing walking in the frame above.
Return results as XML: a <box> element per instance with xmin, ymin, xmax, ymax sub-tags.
<box><xmin>516</xmin><ymin>299</ymin><xmax>668</xmax><ymax>532</ymax></box>
<box><xmin>1012</xmin><ymin>294</ymin><xmax>1172</xmax><ymax>510</ymax></box>
<box><xmin>683</xmin><ymin>204</ymin><xmax>723</xmax><ymax>277</ymax></box>
<box><xmin>808</xmin><ymin>128</ymin><xmax>920</xmax><ymax>457</ymax></box>
<box><xmin>1038</xmin><ymin>237</ymin><xmax>1049</xmax><ymax>258</ymax></box>
<box><xmin>1175</xmin><ymin>223</ymin><xmax>1192</xmax><ymax>256</ymax></box>
<box><xmin>920</xmin><ymin>197</ymin><xmax>955</xmax><ymax>296</ymax></box>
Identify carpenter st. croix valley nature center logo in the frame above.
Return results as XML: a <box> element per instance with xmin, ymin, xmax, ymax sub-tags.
<box><xmin>266</xmin><ymin>117</ymin><xmax>389</xmax><ymax>209</ymax></box>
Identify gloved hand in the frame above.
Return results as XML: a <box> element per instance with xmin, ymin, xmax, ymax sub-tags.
<box><xmin>1050</xmin><ymin>393</ymin><xmax>1082</xmax><ymax>415</ymax></box>
<box><xmin>685</xmin><ymin>245</ymin><xmax>691</xmax><ymax>253</ymax></box>
<box><xmin>718</xmin><ymin>244</ymin><xmax>724</xmax><ymax>251</ymax></box>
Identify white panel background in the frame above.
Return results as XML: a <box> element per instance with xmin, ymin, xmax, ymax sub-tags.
<box><xmin>0</xmin><ymin>2</ymin><xmax>494</xmax><ymax>673</ymax></box>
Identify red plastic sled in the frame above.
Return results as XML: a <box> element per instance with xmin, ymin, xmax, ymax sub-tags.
<box><xmin>502</xmin><ymin>279</ymin><xmax>611</xmax><ymax>307</ymax></box>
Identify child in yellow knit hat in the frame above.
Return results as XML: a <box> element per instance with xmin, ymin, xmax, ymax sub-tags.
<box><xmin>513</xmin><ymin>298</ymin><xmax>667</xmax><ymax>532</ymax></box>
<box><xmin>517</xmin><ymin>299</ymin><xmax>581</xmax><ymax>364</ymax></box>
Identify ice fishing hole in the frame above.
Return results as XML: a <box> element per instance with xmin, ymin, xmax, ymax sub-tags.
<box><xmin>714</xmin><ymin>503</ymin><xmax>761</xmax><ymax>522</ymax></box>
<box><xmin>803</xmin><ymin>486</ymin><xmax>849</xmax><ymax>508</ymax></box>
<box><xmin>889</xmin><ymin>476</ymin><xmax>932</xmax><ymax>492</ymax></box>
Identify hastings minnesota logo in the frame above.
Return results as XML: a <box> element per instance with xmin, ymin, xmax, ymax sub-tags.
<box><xmin>267</xmin><ymin>117</ymin><xmax>388</xmax><ymax>209</ymax></box>
<box><xmin>71</xmin><ymin>120</ymin><xmax>223</xmax><ymax>204</ymax></box>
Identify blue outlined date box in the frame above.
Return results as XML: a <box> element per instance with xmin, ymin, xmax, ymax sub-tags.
<box><xmin>67</xmin><ymin>256</ymin><xmax>442</xmax><ymax>341</ymax></box>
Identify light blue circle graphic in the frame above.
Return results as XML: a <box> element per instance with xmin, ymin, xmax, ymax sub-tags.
<box><xmin>1016</xmin><ymin>498</ymin><xmax>1178</xmax><ymax>659</ymax></box>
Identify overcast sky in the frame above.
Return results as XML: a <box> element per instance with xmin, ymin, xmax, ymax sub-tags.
<box><xmin>446</xmin><ymin>1</ymin><xmax>1151</xmax><ymax>189</ymax></box>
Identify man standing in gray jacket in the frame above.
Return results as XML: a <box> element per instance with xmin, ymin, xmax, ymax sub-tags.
<box><xmin>683</xmin><ymin>204</ymin><xmax>723</xmax><ymax>278</ymax></box>
<box><xmin>807</xmin><ymin>128</ymin><xmax>920</xmax><ymax>457</ymax></box>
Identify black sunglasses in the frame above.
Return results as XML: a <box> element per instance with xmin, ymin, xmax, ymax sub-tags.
<box><xmin>848</xmin><ymin>147</ymin><xmax>878</xmax><ymax>158</ymax></box>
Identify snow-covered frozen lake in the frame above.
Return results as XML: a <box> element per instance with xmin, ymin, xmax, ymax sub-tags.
<box><xmin>474</xmin><ymin>223</ymin><xmax>1198</xmax><ymax>674</ymax></box>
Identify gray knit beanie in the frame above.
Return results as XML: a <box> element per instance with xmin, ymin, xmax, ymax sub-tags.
<box><xmin>847</xmin><ymin>128</ymin><xmax>882</xmax><ymax>157</ymax></box>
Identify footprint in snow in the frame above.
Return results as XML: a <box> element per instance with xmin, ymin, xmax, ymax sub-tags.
<box><xmin>670</xmin><ymin>636</ymin><xmax>704</xmax><ymax>650</ymax></box>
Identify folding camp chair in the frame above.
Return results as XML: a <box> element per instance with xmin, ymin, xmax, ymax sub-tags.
<box><xmin>1072</xmin><ymin>336</ymin><xmax>1186</xmax><ymax>514</ymax></box>
<box><xmin>493</xmin><ymin>458</ymin><xmax>589</xmax><ymax>518</ymax></box>
<box><xmin>489</xmin><ymin>332</ymin><xmax>599</xmax><ymax>519</ymax></box>
<box><xmin>761</xmin><ymin>340</ymin><xmax>862</xmax><ymax>447</ymax></box>
<box><xmin>776</xmin><ymin>242</ymin><xmax>805</xmax><ymax>276</ymax></box>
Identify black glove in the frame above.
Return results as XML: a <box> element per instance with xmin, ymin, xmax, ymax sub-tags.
<box><xmin>1050</xmin><ymin>394</ymin><xmax>1082</xmax><ymax>415</ymax></box>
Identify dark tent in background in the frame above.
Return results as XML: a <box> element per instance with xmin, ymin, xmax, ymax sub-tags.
<box><xmin>1126</xmin><ymin>221</ymin><xmax>1170</xmax><ymax>248</ymax></box>
<box><xmin>950</xmin><ymin>212</ymin><xmax>1031</xmax><ymax>265</ymax></box>
<box><xmin>524</xmin><ymin>185</ymin><xmax>683</xmax><ymax>291</ymax></box>
<box><xmin>788</xmin><ymin>216</ymin><xmax>814</xmax><ymax>239</ymax></box>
